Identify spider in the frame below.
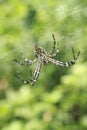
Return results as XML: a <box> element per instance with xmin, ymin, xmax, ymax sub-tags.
<box><xmin>14</xmin><ymin>34</ymin><xmax>80</xmax><ymax>85</ymax></box>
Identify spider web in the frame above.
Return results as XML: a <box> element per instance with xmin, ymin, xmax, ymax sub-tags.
<box><xmin>0</xmin><ymin>9</ymin><xmax>80</xmax><ymax>57</ymax></box>
<box><xmin>0</xmin><ymin>2</ymin><xmax>81</xmax><ymax>82</ymax></box>
<box><xmin>0</xmin><ymin>2</ymin><xmax>86</xmax><ymax>130</ymax></box>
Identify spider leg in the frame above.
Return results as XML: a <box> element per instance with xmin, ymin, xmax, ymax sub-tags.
<box><xmin>49</xmin><ymin>34</ymin><xmax>59</xmax><ymax>57</ymax></box>
<box><xmin>71</xmin><ymin>47</ymin><xmax>80</xmax><ymax>60</ymax></box>
<box><xmin>15</xmin><ymin>62</ymin><xmax>42</xmax><ymax>85</ymax></box>
<box><xmin>48</xmin><ymin>48</ymin><xmax>80</xmax><ymax>67</ymax></box>
<box><xmin>15</xmin><ymin>74</ymin><xmax>31</xmax><ymax>84</ymax></box>
<box><xmin>14</xmin><ymin>58</ymin><xmax>37</xmax><ymax>66</ymax></box>
<box><xmin>21</xmin><ymin>52</ymin><xmax>34</xmax><ymax>62</ymax></box>
<box><xmin>51</xmin><ymin>34</ymin><xmax>56</xmax><ymax>52</ymax></box>
<box><xmin>30</xmin><ymin>62</ymin><xmax>42</xmax><ymax>85</ymax></box>
<box><xmin>52</xmin><ymin>47</ymin><xmax>59</xmax><ymax>57</ymax></box>
<box><xmin>15</xmin><ymin>69</ymin><xmax>35</xmax><ymax>84</ymax></box>
<box><xmin>49</xmin><ymin>34</ymin><xmax>57</xmax><ymax>53</ymax></box>
<box><xmin>29</xmin><ymin>69</ymin><xmax>33</xmax><ymax>77</ymax></box>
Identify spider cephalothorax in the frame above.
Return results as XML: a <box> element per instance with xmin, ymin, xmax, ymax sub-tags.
<box><xmin>35</xmin><ymin>46</ymin><xmax>48</xmax><ymax>64</ymax></box>
<box><xmin>14</xmin><ymin>34</ymin><xmax>80</xmax><ymax>85</ymax></box>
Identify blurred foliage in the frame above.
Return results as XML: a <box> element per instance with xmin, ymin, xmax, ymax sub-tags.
<box><xmin>0</xmin><ymin>0</ymin><xmax>87</xmax><ymax>130</ymax></box>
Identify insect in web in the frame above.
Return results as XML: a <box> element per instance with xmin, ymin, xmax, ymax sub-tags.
<box><xmin>14</xmin><ymin>34</ymin><xmax>80</xmax><ymax>85</ymax></box>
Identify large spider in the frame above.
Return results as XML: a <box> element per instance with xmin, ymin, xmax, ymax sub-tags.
<box><xmin>14</xmin><ymin>34</ymin><xmax>80</xmax><ymax>85</ymax></box>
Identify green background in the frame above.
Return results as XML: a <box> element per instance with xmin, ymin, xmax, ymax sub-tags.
<box><xmin>0</xmin><ymin>0</ymin><xmax>87</xmax><ymax>130</ymax></box>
